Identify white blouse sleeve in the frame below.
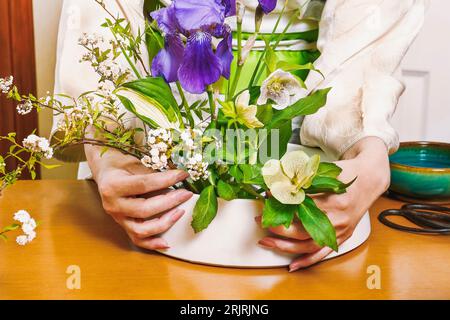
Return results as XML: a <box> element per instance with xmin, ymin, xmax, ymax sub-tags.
<box><xmin>52</xmin><ymin>0</ymin><xmax>146</xmax><ymax>162</ymax></box>
<box><xmin>299</xmin><ymin>0</ymin><xmax>427</xmax><ymax>159</ymax></box>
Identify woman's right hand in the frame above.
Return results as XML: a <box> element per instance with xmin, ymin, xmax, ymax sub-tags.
<box><xmin>85</xmin><ymin>145</ymin><xmax>193</xmax><ymax>250</ymax></box>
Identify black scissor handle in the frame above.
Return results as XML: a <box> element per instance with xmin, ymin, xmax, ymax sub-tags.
<box><xmin>402</xmin><ymin>204</ymin><xmax>450</xmax><ymax>229</ymax></box>
<box><xmin>378</xmin><ymin>209</ymin><xmax>450</xmax><ymax>235</ymax></box>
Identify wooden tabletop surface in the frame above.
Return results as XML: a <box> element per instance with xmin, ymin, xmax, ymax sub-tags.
<box><xmin>0</xmin><ymin>180</ymin><xmax>449</xmax><ymax>300</ymax></box>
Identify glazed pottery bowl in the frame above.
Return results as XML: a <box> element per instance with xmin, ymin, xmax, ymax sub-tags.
<box><xmin>389</xmin><ymin>142</ymin><xmax>450</xmax><ymax>200</ymax></box>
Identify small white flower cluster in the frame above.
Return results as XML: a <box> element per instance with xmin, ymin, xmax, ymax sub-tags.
<box><xmin>0</xmin><ymin>76</ymin><xmax>13</xmax><ymax>93</ymax></box>
<box><xmin>16</xmin><ymin>100</ymin><xmax>33</xmax><ymax>115</ymax></box>
<box><xmin>63</xmin><ymin>100</ymin><xmax>94</xmax><ymax>129</ymax></box>
<box><xmin>97</xmin><ymin>82</ymin><xmax>116</xmax><ymax>102</ymax></box>
<box><xmin>78</xmin><ymin>32</ymin><xmax>104</xmax><ymax>47</ymax></box>
<box><xmin>177</xmin><ymin>129</ymin><xmax>209</xmax><ymax>181</ymax></box>
<box><xmin>79</xmin><ymin>52</ymin><xmax>94</xmax><ymax>63</ymax></box>
<box><xmin>184</xmin><ymin>153</ymin><xmax>210</xmax><ymax>181</ymax></box>
<box><xmin>13</xmin><ymin>210</ymin><xmax>37</xmax><ymax>246</ymax></box>
<box><xmin>98</xmin><ymin>60</ymin><xmax>131</xmax><ymax>83</ymax></box>
<box><xmin>141</xmin><ymin>129</ymin><xmax>173</xmax><ymax>170</ymax></box>
<box><xmin>22</xmin><ymin>134</ymin><xmax>54</xmax><ymax>159</ymax></box>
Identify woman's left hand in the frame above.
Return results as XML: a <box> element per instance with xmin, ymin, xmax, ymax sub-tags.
<box><xmin>255</xmin><ymin>137</ymin><xmax>391</xmax><ymax>271</ymax></box>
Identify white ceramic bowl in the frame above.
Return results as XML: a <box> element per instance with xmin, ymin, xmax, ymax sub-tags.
<box><xmin>156</xmin><ymin>145</ymin><xmax>371</xmax><ymax>267</ymax></box>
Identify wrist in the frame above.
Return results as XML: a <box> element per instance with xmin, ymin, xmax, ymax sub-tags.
<box><xmin>344</xmin><ymin>137</ymin><xmax>391</xmax><ymax>193</ymax></box>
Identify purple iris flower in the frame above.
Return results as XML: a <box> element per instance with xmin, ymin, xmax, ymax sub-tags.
<box><xmin>258</xmin><ymin>0</ymin><xmax>278</xmax><ymax>14</ymax></box>
<box><xmin>151</xmin><ymin>0</ymin><xmax>235</xmax><ymax>94</ymax></box>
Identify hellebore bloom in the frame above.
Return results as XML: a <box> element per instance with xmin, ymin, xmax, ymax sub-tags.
<box><xmin>234</xmin><ymin>90</ymin><xmax>263</xmax><ymax>128</ymax></box>
<box><xmin>151</xmin><ymin>0</ymin><xmax>235</xmax><ymax>94</ymax></box>
<box><xmin>262</xmin><ymin>151</ymin><xmax>320</xmax><ymax>204</ymax></box>
<box><xmin>257</xmin><ymin>69</ymin><xmax>303</xmax><ymax>110</ymax></box>
<box><xmin>258</xmin><ymin>0</ymin><xmax>278</xmax><ymax>14</ymax></box>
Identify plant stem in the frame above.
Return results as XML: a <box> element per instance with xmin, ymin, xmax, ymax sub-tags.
<box><xmin>229</xmin><ymin>19</ymin><xmax>243</xmax><ymax>98</ymax></box>
<box><xmin>99</xmin><ymin>3</ymin><xmax>145</xmax><ymax>79</ymax></box>
<box><xmin>248</xmin><ymin>3</ymin><xmax>291</xmax><ymax>87</ymax></box>
<box><xmin>207</xmin><ymin>87</ymin><xmax>217</xmax><ymax>122</ymax></box>
<box><xmin>176</xmin><ymin>81</ymin><xmax>194</xmax><ymax>127</ymax></box>
<box><xmin>253</xmin><ymin>11</ymin><xmax>299</xmax><ymax>85</ymax></box>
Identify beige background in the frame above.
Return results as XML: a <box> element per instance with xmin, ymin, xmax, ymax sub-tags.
<box><xmin>33</xmin><ymin>0</ymin><xmax>78</xmax><ymax>179</ymax></box>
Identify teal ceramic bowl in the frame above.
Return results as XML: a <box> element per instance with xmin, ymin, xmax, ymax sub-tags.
<box><xmin>389</xmin><ymin>142</ymin><xmax>450</xmax><ymax>201</ymax></box>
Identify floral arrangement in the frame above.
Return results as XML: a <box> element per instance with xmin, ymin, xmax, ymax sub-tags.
<box><xmin>0</xmin><ymin>0</ymin><xmax>354</xmax><ymax>251</ymax></box>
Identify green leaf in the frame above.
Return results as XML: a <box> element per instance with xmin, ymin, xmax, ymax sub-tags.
<box><xmin>305</xmin><ymin>176</ymin><xmax>356</xmax><ymax>195</ymax></box>
<box><xmin>217</xmin><ymin>180</ymin><xmax>237</xmax><ymax>201</ymax></box>
<box><xmin>316</xmin><ymin>162</ymin><xmax>342</xmax><ymax>179</ymax></box>
<box><xmin>191</xmin><ymin>186</ymin><xmax>218</xmax><ymax>233</ymax></box>
<box><xmin>262</xmin><ymin>197</ymin><xmax>296</xmax><ymax>228</ymax></box>
<box><xmin>262</xmin><ymin>36</ymin><xmax>278</xmax><ymax>73</ymax></box>
<box><xmin>119</xmin><ymin>77</ymin><xmax>180</xmax><ymax>123</ymax></box>
<box><xmin>276</xmin><ymin>61</ymin><xmax>323</xmax><ymax>78</ymax></box>
<box><xmin>297</xmin><ymin>196</ymin><xmax>338</xmax><ymax>251</ymax></box>
<box><xmin>0</xmin><ymin>234</ymin><xmax>8</xmax><ymax>241</ymax></box>
<box><xmin>145</xmin><ymin>26</ymin><xmax>164</xmax><ymax>65</ymax></box>
<box><xmin>229</xmin><ymin>165</ymin><xmax>243</xmax><ymax>182</ymax></box>
<box><xmin>239</xmin><ymin>164</ymin><xmax>265</xmax><ymax>186</ymax></box>
<box><xmin>267</xmin><ymin>88</ymin><xmax>331</xmax><ymax>130</ymax></box>
<box><xmin>258</xmin><ymin>120</ymin><xmax>292</xmax><ymax>163</ymax></box>
<box><xmin>256</xmin><ymin>104</ymin><xmax>273</xmax><ymax>125</ymax></box>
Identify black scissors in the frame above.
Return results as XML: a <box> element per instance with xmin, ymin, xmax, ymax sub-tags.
<box><xmin>378</xmin><ymin>203</ymin><xmax>450</xmax><ymax>235</ymax></box>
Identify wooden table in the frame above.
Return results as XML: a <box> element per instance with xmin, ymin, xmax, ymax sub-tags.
<box><xmin>0</xmin><ymin>180</ymin><xmax>449</xmax><ymax>300</ymax></box>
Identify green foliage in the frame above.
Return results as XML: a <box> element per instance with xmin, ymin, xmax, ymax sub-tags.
<box><xmin>217</xmin><ymin>180</ymin><xmax>237</xmax><ymax>201</ymax></box>
<box><xmin>267</xmin><ymin>88</ymin><xmax>331</xmax><ymax>130</ymax></box>
<box><xmin>239</xmin><ymin>164</ymin><xmax>265</xmax><ymax>186</ymax></box>
<box><xmin>297</xmin><ymin>196</ymin><xmax>338</xmax><ymax>251</ymax></box>
<box><xmin>316</xmin><ymin>162</ymin><xmax>343</xmax><ymax>179</ymax></box>
<box><xmin>305</xmin><ymin>176</ymin><xmax>356</xmax><ymax>195</ymax></box>
<box><xmin>191</xmin><ymin>186</ymin><xmax>218</xmax><ymax>233</ymax></box>
<box><xmin>121</xmin><ymin>77</ymin><xmax>180</xmax><ymax>121</ymax></box>
<box><xmin>262</xmin><ymin>198</ymin><xmax>296</xmax><ymax>228</ymax></box>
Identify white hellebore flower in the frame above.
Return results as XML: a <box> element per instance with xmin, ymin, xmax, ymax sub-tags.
<box><xmin>257</xmin><ymin>69</ymin><xmax>303</xmax><ymax>110</ymax></box>
<box><xmin>234</xmin><ymin>90</ymin><xmax>263</xmax><ymax>129</ymax></box>
<box><xmin>262</xmin><ymin>151</ymin><xmax>320</xmax><ymax>204</ymax></box>
<box><xmin>116</xmin><ymin>88</ymin><xmax>180</xmax><ymax>130</ymax></box>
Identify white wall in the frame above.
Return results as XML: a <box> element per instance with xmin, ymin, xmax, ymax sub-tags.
<box><xmin>33</xmin><ymin>0</ymin><xmax>78</xmax><ymax>179</ymax></box>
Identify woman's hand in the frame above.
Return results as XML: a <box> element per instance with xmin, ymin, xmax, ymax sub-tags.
<box><xmin>85</xmin><ymin>145</ymin><xmax>193</xmax><ymax>250</ymax></box>
<box><xmin>256</xmin><ymin>137</ymin><xmax>391</xmax><ymax>271</ymax></box>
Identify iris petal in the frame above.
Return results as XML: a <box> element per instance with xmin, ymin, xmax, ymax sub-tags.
<box><xmin>178</xmin><ymin>32</ymin><xmax>222</xmax><ymax>94</ymax></box>
<box><xmin>216</xmin><ymin>26</ymin><xmax>233</xmax><ymax>79</ymax></box>
<box><xmin>151</xmin><ymin>34</ymin><xmax>185</xmax><ymax>83</ymax></box>
<box><xmin>258</xmin><ymin>0</ymin><xmax>278</xmax><ymax>14</ymax></box>
<box><xmin>222</xmin><ymin>0</ymin><xmax>236</xmax><ymax>17</ymax></box>
<box><xmin>150</xmin><ymin>4</ymin><xmax>180</xmax><ymax>34</ymax></box>
<box><xmin>174</xmin><ymin>0</ymin><xmax>225</xmax><ymax>32</ymax></box>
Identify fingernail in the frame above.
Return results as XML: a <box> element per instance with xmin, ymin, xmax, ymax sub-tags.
<box><xmin>171</xmin><ymin>209</ymin><xmax>185</xmax><ymax>222</ymax></box>
<box><xmin>159</xmin><ymin>239</ymin><xmax>170</xmax><ymax>250</ymax></box>
<box><xmin>289</xmin><ymin>263</ymin><xmax>303</xmax><ymax>273</ymax></box>
<box><xmin>258</xmin><ymin>238</ymin><xmax>276</xmax><ymax>248</ymax></box>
